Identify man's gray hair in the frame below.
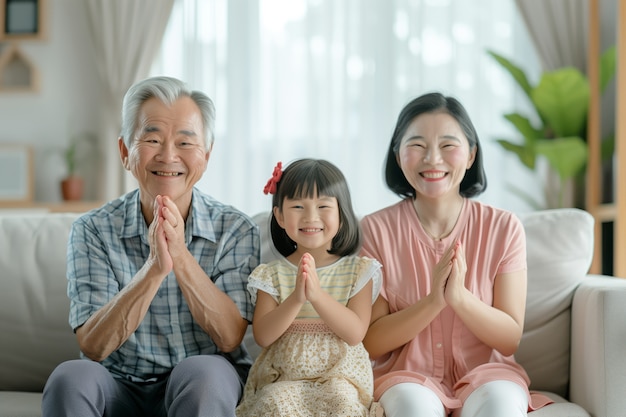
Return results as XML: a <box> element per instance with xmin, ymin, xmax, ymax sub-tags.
<box><xmin>119</xmin><ymin>76</ymin><xmax>215</xmax><ymax>150</ymax></box>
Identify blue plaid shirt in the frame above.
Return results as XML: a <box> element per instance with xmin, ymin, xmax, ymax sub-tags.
<box><xmin>67</xmin><ymin>188</ymin><xmax>260</xmax><ymax>381</ymax></box>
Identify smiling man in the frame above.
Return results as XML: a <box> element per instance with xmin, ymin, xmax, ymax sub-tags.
<box><xmin>42</xmin><ymin>76</ymin><xmax>260</xmax><ymax>417</ymax></box>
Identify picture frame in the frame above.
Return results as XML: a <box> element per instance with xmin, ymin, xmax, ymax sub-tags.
<box><xmin>0</xmin><ymin>144</ymin><xmax>33</xmax><ymax>203</ymax></box>
<box><xmin>0</xmin><ymin>0</ymin><xmax>45</xmax><ymax>41</ymax></box>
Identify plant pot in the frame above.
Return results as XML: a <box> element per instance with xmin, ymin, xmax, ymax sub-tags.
<box><xmin>61</xmin><ymin>176</ymin><xmax>84</xmax><ymax>201</ymax></box>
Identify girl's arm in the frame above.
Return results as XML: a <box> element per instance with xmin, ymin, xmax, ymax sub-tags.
<box><xmin>251</xmin><ymin>259</ymin><xmax>310</xmax><ymax>347</ymax></box>
<box><xmin>251</xmin><ymin>290</ymin><xmax>305</xmax><ymax>348</ymax></box>
<box><xmin>300</xmin><ymin>253</ymin><xmax>372</xmax><ymax>346</ymax></box>
<box><xmin>310</xmin><ymin>280</ymin><xmax>373</xmax><ymax>346</ymax></box>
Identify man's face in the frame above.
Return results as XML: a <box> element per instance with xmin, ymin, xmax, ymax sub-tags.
<box><xmin>121</xmin><ymin>96</ymin><xmax>210</xmax><ymax>207</ymax></box>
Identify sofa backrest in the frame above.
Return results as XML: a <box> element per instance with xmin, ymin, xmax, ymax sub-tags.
<box><xmin>0</xmin><ymin>213</ymin><xmax>81</xmax><ymax>392</ymax></box>
<box><xmin>0</xmin><ymin>208</ymin><xmax>594</xmax><ymax>397</ymax></box>
<box><xmin>516</xmin><ymin>208</ymin><xmax>594</xmax><ymax>397</ymax></box>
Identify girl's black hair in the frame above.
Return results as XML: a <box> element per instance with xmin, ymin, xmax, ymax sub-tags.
<box><xmin>269</xmin><ymin>159</ymin><xmax>361</xmax><ymax>257</ymax></box>
<box><xmin>384</xmin><ymin>92</ymin><xmax>487</xmax><ymax>198</ymax></box>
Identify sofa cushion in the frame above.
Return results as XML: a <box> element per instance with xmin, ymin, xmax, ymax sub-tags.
<box><xmin>252</xmin><ymin>211</ymin><xmax>279</xmax><ymax>264</ymax></box>
<box><xmin>516</xmin><ymin>208</ymin><xmax>594</xmax><ymax>398</ymax></box>
<box><xmin>0</xmin><ymin>391</ymin><xmax>44</xmax><ymax>417</ymax></box>
<box><xmin>0</xmin><ymin>213</ymin><xmax>81</xmax><ymax>392</ymax></box>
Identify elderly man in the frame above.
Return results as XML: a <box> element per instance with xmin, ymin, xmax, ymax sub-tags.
<box><xmin>42</xmin><ymin>76</ymin><xmax>260</xmax><ymax>417</ymax></box>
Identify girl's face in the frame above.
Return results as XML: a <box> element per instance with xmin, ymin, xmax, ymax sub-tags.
<box><xmin>274</xmin><ymin>191</ymin><xmax>340</xmax><ymax>258</ymax></box>
<box><xmin>397</xmin><ymin>111</ymin><xmax>476</xmax><ymax>200</ymax></box>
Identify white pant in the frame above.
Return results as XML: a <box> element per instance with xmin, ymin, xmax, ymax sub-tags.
<box><xmin>379</xmin><ymin>380</ymin><xmax>528</xmax><ymax>417</ymax></box>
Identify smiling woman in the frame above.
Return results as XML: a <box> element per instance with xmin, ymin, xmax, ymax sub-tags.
<box><xmin>151</xmin><ymin>0</ymin><xmax>541</xmax><ymax>217</ymax></box>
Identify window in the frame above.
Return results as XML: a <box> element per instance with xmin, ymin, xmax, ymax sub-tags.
<box><xmin>152</xmin><ymin>0</ymin><xmax>540</xmax><ymax>216</ymax></box>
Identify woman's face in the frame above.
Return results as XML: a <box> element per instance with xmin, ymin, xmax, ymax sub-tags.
<box><xmin>397</xmin><ymin>111</ymin><xmax>476</xmax><ymax>200</ymax></box>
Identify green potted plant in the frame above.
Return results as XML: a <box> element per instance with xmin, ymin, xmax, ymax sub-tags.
<box><xmin>487</xmin><ymin>46</ymin><xmax>616</xmax><ymax>208</ymax></box>
<box><xmin>60</xmin><ymin>134</ymin><xmax>86</xmax><ymax>201</ymax></box>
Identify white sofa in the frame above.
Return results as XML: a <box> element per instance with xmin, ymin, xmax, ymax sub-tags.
<box><xmin>0</xmin><ymin>208</ymin><xmax>625</xmax><ymax>417</ymax></box>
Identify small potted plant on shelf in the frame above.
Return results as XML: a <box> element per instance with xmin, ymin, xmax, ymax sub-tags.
<box><xmin>60</xmin><ymin>135</ymin><xmax>86</xmax><ymax>201</ymax></box>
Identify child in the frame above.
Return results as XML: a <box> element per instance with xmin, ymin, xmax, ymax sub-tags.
<box><xmin>235</xmin><ymin>159</ymin><xmax>383</xmax><ymax>417</ymax></box>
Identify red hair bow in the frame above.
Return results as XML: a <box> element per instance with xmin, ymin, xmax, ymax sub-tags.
<box><xmin>263</xmin><ymin>162</ymin><xmax>283</xmax><ymax>195</ymax></box>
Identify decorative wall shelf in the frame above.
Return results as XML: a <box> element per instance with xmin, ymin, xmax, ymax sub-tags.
<box><xmin>0</xmin><ymin>0</ymin><xmax>45</xmax><ymax>92</ymax></box>
<box><xmin>0</xmin><ymin>42</ymin><xmax>38</xmax><ymax>91</ymax></box>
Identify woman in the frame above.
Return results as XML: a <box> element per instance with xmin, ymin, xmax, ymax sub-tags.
<box><xmin>360</xmin><ymin>92</ymin><xmax>551</xmax><ymax>417</ymax></box>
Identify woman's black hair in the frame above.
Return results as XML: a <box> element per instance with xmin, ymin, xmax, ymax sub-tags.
<box><xmin>384</xmin><ymin>92</ymin><xmax>487</xmax><ymax>198</ymax></box>
<box><xmin>269</xmin><ymin>159</ymin><xmax>361</xmax><ymax>257</ymax></box>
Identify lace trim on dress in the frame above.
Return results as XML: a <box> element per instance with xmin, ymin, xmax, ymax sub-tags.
<box><xmin>286</xmin><ymin>320</ymin><xmax>334</xmax><ymax>334</ymax></box>
<box><xmin>350</xmin><ymin>257</ymin><xmax>383</xmax><ymax>303</ymax></box>
<box><xmin>247</xmin><ymin>273</ymin><xmax>280</xmax><ymax>304</ymax></box>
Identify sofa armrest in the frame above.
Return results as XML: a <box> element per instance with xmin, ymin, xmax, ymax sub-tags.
<box><xmin>570</xmin><ymin>274</ymin><xmax>626</xmax><ymax>417</ymax></box>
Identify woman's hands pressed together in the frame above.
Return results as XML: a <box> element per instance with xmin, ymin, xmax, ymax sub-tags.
<box><xmin>441</xmin><ymin>241</ymin><xmax>469</xmax><ymax>309</ymax></box>
<box><xmin>430</xmin><ymin>241</ymin><xmax>456</xmax><ymax>309</ymax></box>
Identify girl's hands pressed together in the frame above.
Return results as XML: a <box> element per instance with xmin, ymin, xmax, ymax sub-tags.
<box><xmin>293</xmin><ymin>255</ymin><xmax>308</xmax><ymax>304</ymax></box>
<box><xmin>300</xmin><ymin>253</ymin><xmax>322</xmax><ymax>303</ymax></box>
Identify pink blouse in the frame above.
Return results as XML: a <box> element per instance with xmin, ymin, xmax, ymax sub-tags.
<box><xmin>360</xmin><ymin>198</ymin><xmax>551</xmax><ymax>412</ymax></box>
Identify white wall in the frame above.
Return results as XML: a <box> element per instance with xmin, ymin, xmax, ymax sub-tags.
<box><xmin>0</xmin><ymin>0</ymin><xmax>101</xmax><ymax>203</ymax></box>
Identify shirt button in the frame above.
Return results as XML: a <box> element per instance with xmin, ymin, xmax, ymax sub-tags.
<box><xmin>436</xmin><ymin>343</ymin><xmax>442</xmax><ymax>348</ymax></box>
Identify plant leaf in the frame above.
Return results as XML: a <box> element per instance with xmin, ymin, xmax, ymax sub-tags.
<box><xmin>600</xmin><ymin>45</ymin><xmax>617</xmax><ymax>92</ymax></box>
<box><xmin>532</xmin><ymin>68</ymin><xmax>589</xmax><ymax>138</ymax></box>
<box><xmin>496</xmin><ymin>139</ymin><xmax>536</xmax><ymax>169</ymax></box>
<box><xmin>503</xmin><ymin>113</ymin><xmax>543</xmax><ymax>142</ymax></box>
<box><xmin>487</xmin><ymin>50</ymin><xmax>533</xmax><ymax>102</ymax></box>
<box><xmin>602</xmin><ymin>133</ymin><xmax>615</xmax><ymax>162</ymax></box>
<box><xmin>535</xmin><ymin>137</ymin><xmax>588</xmax><ymax>180</ymax></box>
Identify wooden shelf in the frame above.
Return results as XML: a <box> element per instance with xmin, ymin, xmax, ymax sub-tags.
<box><xmin>586</xmin><ymin>0</ymin><xmax>626</xmax><ymax>277</ymax></box>
<box><xmin>0</xmin><ymin>201</ymin><xmax>103</xmax><ymax>213</ymax></box>
<box><xmin>588</xmin><ymin>203</ymin><xmax>617</xmax><ymax>223</ymax></box>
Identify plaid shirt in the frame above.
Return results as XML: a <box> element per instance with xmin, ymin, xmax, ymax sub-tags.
<box><xmin>67</xmin><ymin>188</ymin><xmax>260</xmax><ymax>381</ymax></box>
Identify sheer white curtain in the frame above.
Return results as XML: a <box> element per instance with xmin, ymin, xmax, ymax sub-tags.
<box><xmin>514</xmin><ymin>0</ymin><xmax>588</xmax><ymax>72</ymax></box>
<box><xmin>151</xmin><ymin>0</ymin><xmax>541</xmax><ymax>217</ymax></box>
<box><xmin>84</xmin><ymin>0</ymin><xmax>174</xmax><ymax>200</ymax></box>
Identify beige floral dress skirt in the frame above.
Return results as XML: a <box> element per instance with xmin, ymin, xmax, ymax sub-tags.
<box><xmin>235</xmin><ymin>256</ymin><xmax>384</xmax><ymax>417</ymax></box>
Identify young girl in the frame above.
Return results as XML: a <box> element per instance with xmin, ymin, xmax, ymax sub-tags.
<box><xmin>235</xmin><ymin>159</ymin><xmax>383</xmax><ymax>417</ymax></box>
